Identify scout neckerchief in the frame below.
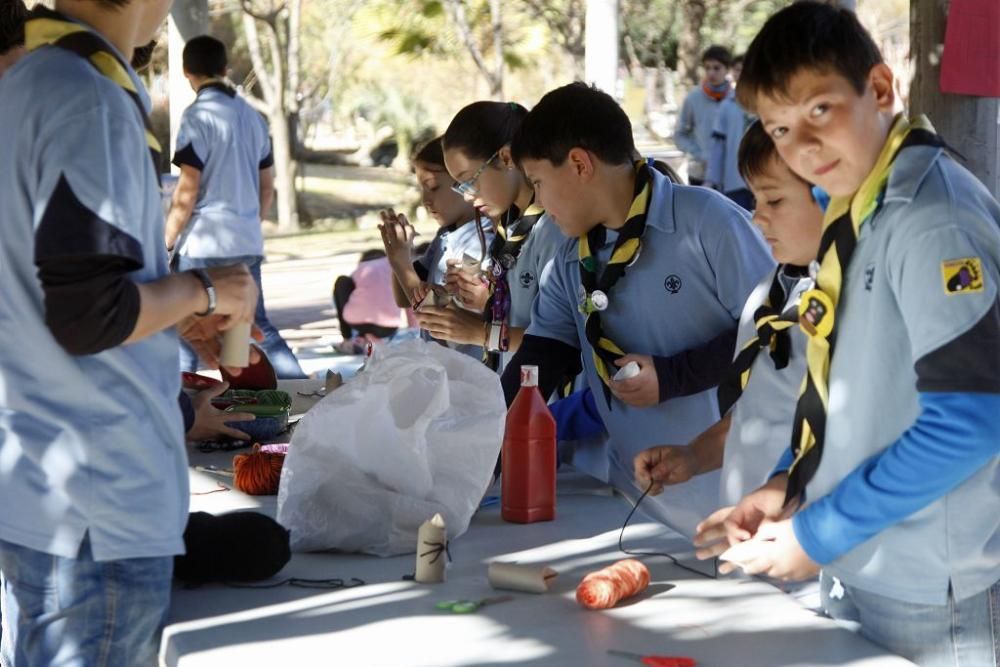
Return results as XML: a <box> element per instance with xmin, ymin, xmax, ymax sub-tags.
<box><xmin>483</xmin><ymin>203</ymin><xmax>545</xmax><ymax>368</ymax></box>
<box><xmin>702</xmin><ymin>80</ymin><xmax>730</xmax><ymax>103</ymax></box>
<box><xmin>785</xmin><ymin>115</ymin><xmax>946</xmax><ymax>506</ymax></box>
<box><xmin>25</xmin><ymin>6</ymin><xmax>161</xmax><ymax>181</ymax></box>
<box><xmin>579</xmin><ymin>160</ymin><xmax>654</xmax><ymax>407</ymax></box>
<box><xmin>716</xmin><ymin>266</ymin><xmax>803</xmax><ymax>416</ymax></box>
<box><xmin>198</xmin><ymin>77</ymin><xmax>237</xmax><ymax>98</ymax></box>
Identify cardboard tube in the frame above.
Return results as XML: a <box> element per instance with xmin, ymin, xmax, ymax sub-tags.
<box><xmin>220</xmin><ymin>322</ymin><xmax>252</xmax><ymax>368</ymax></box>
<box><xmin>488</xmin><ymin>562</ymin><xmax>557</xmax><ymax>594</ymax></box>
<box><xmin>415</xmin><ymin>514</ymin><xmax>447</xmax><ymax>583</ymax></box>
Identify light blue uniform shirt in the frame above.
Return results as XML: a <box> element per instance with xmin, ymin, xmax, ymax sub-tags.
<box><xmin>527</xmin><ymin>172</ymin><xmax>773</xmax><ymax>534</ymax></box>
<box><xmin>173</xmin><ymin>85</ymin><xmax>273</xmax><ymax>259</ymax></box>
<box><xmin>721</xmin><ymin>267</ymin><xmax>810</xmax><ymax>507</ymax></box>
<box><xmin>795</xmin><ymin>146</ymin><xmax>1000</xmax><ymax>604</ymax></box>
<box><xmin>0</xmin><ymin>42</ymin><xmax>188</xmax><ymax>560</ymax></box>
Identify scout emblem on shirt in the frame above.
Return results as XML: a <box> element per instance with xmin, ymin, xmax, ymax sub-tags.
<box><xmin>798</xmin><ymin>289</ymin><xmax>834</xmax><ymax>339</ymax></box>
<box><xmin>941</xmin><ymin>257</ymin><xmax>984</xmax><ymax>295</ymax></box>
<box><xmin>519</xmin><ymin>271</ymin><xmax>535</xmax><ymax>288</ymax></box>
<box><xmin>664</xmin><ymin>274</ymin><xmax>682</xmax><ymax>294</ymax></box>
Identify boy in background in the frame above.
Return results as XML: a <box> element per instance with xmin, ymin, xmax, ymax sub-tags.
<box><xmin>674</xmin><ymin>45</ymin><xmax>733</xmax><ymax>186</ymax></box>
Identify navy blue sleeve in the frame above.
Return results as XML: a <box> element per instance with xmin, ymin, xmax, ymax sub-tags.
<box><xmin>653</xmin><ymin>326</ymin><xmax>737</xmax><ymax>401</ymax></box>
<box><xmin>793</xmin><ymin>392</ymin><xmax>1000</xmax><ymax>564</ymax></box>
<box><xmin>35</xmin><ymin>175</ymin><xmax>142</xmax><ymax>355</ymax></box>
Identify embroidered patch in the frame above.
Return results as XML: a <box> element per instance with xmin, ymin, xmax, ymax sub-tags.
<box><xmin>519</xmin><ymin>271</ymin><xmax>535</xmax><ymax>288</ymax></box>
<box><xmin>941</xmin><ymin>257</ymin><xmax>984</xmax><ymax>295</ymax></box>
<box><xmin>864</xmin><ymin>264</ymin><xmax>875</xmax><ymax>291</ymax></box>
<box><xmin>664</xmin><ymin>274</ymin><xmax>682</xmax><ymax>294</ymax></box>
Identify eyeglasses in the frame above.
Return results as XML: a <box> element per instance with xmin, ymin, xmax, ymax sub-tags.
<box><xmin>451</xmin><ymin>151</ymin><xmax>499</xmax><ymax>197</ymax></box>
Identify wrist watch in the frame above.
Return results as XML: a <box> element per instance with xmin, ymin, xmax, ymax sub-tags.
<box><xmin>190</xmin><ymin>269</ymin><xmax>217</xmax><ymax>316</ymax></box>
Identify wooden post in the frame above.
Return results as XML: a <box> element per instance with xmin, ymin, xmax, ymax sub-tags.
<box><xmin>585</xmin><ymin>0</ymin><xmax>619</xmax><ymax>96</ymax></box>
<box><xmin>910</xmin><ymin>0</ymin><xmax>1000</xmax><ymax>197</ymax></box>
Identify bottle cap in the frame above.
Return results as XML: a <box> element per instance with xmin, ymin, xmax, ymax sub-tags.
<box><xmin>520</xmin><ymin>365</ymin><xmax>539</xmax><ymax>387</ymax></box>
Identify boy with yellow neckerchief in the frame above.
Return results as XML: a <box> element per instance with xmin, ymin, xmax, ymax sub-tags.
<box><xmin>503</xmin><ymin>82</ymin><xmax>773</xmax><ymax>536</ymax></box>
<box><xmin>693</xmin><ymin>4</ymin><xmax>1000</xmax><ymax>665</ymax></box>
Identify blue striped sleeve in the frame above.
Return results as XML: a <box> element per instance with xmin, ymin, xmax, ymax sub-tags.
<box><xmin>792</xmin><ymin>392</ymin><xmax>1000</xmax><ymax>564</ymax></box>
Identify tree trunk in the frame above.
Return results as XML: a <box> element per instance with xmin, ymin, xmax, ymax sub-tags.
<box><xmin>444</xmin><ymin>0</ymin><xmax>503</xmax><ymax>98</ymax></box>
<box><xmin>909</xmin><ymin>0</ymin><xmax>999</xmax><ymax>197</ymax></box>
<box><xmin>490</xmin><ymin>0</ymin><xmax>504</xmax><ymax>99</ymax></box>
<box><xmin>678</xmin><ymin>0</ymin><xmax>706</xmax><ymax>87</ymax></box>
<box><xmin>241</xmin><ymin>7</ymin><xmax>300</xmax><ymax>232</ymax></box>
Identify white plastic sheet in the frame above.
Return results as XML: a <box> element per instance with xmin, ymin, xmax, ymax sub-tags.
<box><xmin>277</xmin><ymin>339</ymin><xmax>505</xmax><ymax>556</ymax></box>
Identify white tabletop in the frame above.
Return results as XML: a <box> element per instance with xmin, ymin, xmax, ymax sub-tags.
<box><xmin>167</xmin><ymin>447</ymin><xmax>914</xmax><ymax>667</ymax></box>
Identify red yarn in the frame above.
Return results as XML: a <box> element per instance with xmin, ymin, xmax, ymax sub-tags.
<box><xmin>576</xmin><ymin>559</ymin><xmax>650</xmax><ymax>609</ymax></box>
<box><xmin>233</xmin><ymin>443</ymin><xmax>285</xmax><ymax>495</ymax></box>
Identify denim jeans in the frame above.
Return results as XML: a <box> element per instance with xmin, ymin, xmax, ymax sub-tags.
<box><xmin>0</xmin><ymin>535</ymin><xmax>172</xmax><ymax>667</ymax></box>
<box><xmin>820</xmin><ymin>571</ymin><xmax>999</xmax><ymax>666</ymax></box>
<box><xmin>176</xmin><ymin>255</ymin><xmax>307</xmax><ymax>379</ymax></box>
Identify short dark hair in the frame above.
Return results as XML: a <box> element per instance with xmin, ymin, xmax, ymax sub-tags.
<box><xmin>737</xmin><ymin>119</ymin><xmax>808</xmax><ymax>186</ymax></box>
<box><xmin>0</xmin><ymin>0</ymin><xmax>27</xmax><ymax>55</ymax></box>
<box><xmin>412</xmin><ymin>135</ymin><xmax>446</xmax><ymax>170</ymax></box>
<box><xmin>183</xmin><ymin>35</ymin><xmax>227</xmax><ymax>77</ymax></box>
<box><xmin>442</xmin><ymin>101</ymin><xmax>527</xmax><ymax>161</ymax></box>
<box><xmin>702</xmin><ymin>45</ymin><xmax>732</xmax><ymax>68</ymax></box>
<box><xmin>732</xmin><ymin>54</ymin><xmax>744</xmax><ymax>68</ymax></box>
<box><xmin>510</xmin><ymin>82</ymin><xmax>636</xmax><ymax>167</ymax></box>
<box><xmin>737</xmin><ymin>1</ymin><xmax>883</xmax><ymax>113</ymax></box>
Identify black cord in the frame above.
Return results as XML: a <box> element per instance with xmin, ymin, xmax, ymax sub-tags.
<box><xmin>618</xmin><ymin>481</ymin><xmax>718</xmax><ymax>580</ymax></box>
<box><xmin>225</xmin><ymin>577</ymin><xmax>366</xmax><ymax>590</ymax></box>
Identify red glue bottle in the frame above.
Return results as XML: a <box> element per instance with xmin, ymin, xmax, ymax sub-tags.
<box><xmin>501</xmin><ymin>365</ymin><xmax>556</xmax><ymax>523</ymax></box>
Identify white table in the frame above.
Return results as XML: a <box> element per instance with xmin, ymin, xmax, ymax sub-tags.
<box><xmin>163</xmin><ymin>381</ymin><xmax>915</xmax><ymax>667</ymax></box>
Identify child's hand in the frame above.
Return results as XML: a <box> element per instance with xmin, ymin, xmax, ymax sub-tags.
<box><xmin>415</xmin><ymin>306</ymin><xmax>486</xmax><ymax>345</ymax></box>
<box><xmin>633</xmin><ymin>445</ymin><xmax>697</xmax><ymax>495</ymax></box>
<box><xmin>610</xmin><ymin>354</ymin><xmax>658</xmax><ymax>407</ymax></box>
<box><xmin>186</xmin><ymin>381</ymin><xmax>255</xmax><ymax>442</ymax></box>
<box><xmin>411</xmin><ymin>283</ymin><xmax>431</xmax><ymax>309</ymax></box>
<box><xmin>693</xmin><ymin>473</ymin><xmax>794</xmax><ymax>562</ymax></box>
<box><xmin>720</xmin><ymin>519</ymin><xmax>820</xmax><ymax>581</ymax></box>
<box><xmin>204</xmin><ymin>264</ymin><xmax>259</xmax><ymax>328</ymax></box>
<box><xmin>379</xmin><ymin>209</ymin><xmax>416</xmax><ymax>266</ymax></box>
<box><xmin>179</xmin><ymin>317</ymin><xmax>264</xmax><ymax>374</ymax></box>
<box><xmin>446</xmin><ymin>269</ymin><xmax>489</xmax><ymax>311</ymax></box>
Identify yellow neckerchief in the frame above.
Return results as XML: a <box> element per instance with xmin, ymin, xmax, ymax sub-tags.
<box><xmin>579</xmin><ymin>160</ymin><xmax>651</xmax><ymax>405</ymax></box>
<box><xmin>785</xmin><ymin>114</ymin><xmax>942</xmax><ymax>505</ymax></box>
<box><xmin>24</xmin><ymin>6</ymin><xmax>161</xmax><ymax>172</ymax></box>
<box><xmin>717</xmin><ymin>267</ymin><xmax>802</xmax><ymax>416</ymax></box>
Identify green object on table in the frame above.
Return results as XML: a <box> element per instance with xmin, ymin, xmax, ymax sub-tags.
<box><xmin>254</xmin><ymin>390</ymin><xmax>292</xmax><ymax>409</ymax></box>
<box><xmin>435</xmin><ymin>595</ymin><xmax>513</xmax><ymax>614</ymax></box>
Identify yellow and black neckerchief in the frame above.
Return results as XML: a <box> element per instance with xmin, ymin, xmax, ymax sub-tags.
<box><xmin>580</xmin><ymin>160</ymin><xmax>654</xmax><ymax>406</ymax></box>
<box><xmin>785</xmin><ymin>115</ymin><xmax>946</xmax><ymax>505</ymax></box>
<box><xmin>24</xmin><ymin>6</ymin><xmax>162</xmax><ymax>180</ymax></box>
<box><xmin>716</xmin><ymin>268</ymin><xmax>801</xmax><ymax>416</ymax></box>
<box><xmin>198</xmin><ymin>77</ymin><xmax>237</xmax><ymax>98</ymax></box>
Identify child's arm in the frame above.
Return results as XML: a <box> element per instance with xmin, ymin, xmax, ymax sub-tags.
<box><xmin>165</xmin><ymin>165</ymin><xmax>200</xmax><ymax>251</ymax></box>
<box><xmin>672</xmin><ymin>94</ymin><xmax>701</xmax><ymax>159</ymax></box>
<box><xmin>705</xmin><ymin>110</ymin><xmax>728</xmax><ymax>189</ymax></box>
<box><xmin>634</xmin><ymin>412</ymin><xmax>733</xmax><ymax>494</ymax></box>
<box><xmin>379</xmin><ymin>209</ymin><xmax>423</xmax><ymax>307</ymax></box>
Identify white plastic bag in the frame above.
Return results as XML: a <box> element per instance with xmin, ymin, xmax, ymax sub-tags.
<box><xmin>276</xmin><ymin>339</ymin><xmax>506</xmax><ymax>556</ymax></box>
